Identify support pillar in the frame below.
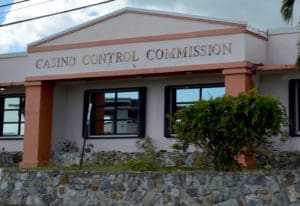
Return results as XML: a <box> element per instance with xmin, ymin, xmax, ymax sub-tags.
<box><xmin>20</xmin><ymin>81</ymin><xmax>54</xmax><ymax>167</ymax></box>
<box><xmin>222</xmin><ymin>68</ymin><xmax>254</xmax><ymax>96</ymax></box>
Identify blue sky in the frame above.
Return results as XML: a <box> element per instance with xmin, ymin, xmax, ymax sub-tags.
<box><xmin>0</xmin><ymin>0</ymin><xmax>299</xmax><ymax>54</ymax></box>
<box><xmin>0</xmin><ymin>0</ymin><xmax>12</xmax><ymax>24</ymax></box>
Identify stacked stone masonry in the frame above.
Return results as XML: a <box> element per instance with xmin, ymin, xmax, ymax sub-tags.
<box><xmin>0</xmin><ymin>169</ymin><xmax>300</xmax><ymax>205</ymax></box>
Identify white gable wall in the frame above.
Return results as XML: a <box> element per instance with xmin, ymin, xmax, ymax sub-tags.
<box><xmin>245</xmin><ymin>34</ymin><xmax>267</xmax><ymax>64</ymax></box>
<box><xmin>40</xmin><ymin>12</ymin><xmax>236</xmax><ymax>46</ymax></box>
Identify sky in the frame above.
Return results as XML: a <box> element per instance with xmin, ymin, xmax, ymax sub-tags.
<box><xmin>0</xmin><ymin>0</ymin><xmax>300</xmax><ymax>54</ymax></box>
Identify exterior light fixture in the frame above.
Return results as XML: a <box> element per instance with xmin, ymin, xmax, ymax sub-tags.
<box><xmin>0</xmin><ymin>87</ymin><xmax>5</xmax><ymax>92</ymax></box>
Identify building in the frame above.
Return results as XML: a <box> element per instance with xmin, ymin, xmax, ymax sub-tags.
<box><xmin>0</xmin><ymin>8</ymin><xmax>299</xmax><ymax>167</ymax></box>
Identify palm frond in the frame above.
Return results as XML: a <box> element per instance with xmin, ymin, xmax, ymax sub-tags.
<box><xmin>281</xmin><ymin>0</ymin><xmax>295</xmax><ymax>23</ymax></box>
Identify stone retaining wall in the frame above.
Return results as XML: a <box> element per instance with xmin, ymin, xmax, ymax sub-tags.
<box><xmin>0</xmin><ymin>169</ymin><xmax>300</xmax><ymax>206</ymax></box>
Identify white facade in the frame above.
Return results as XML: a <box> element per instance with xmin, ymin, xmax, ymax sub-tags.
<box><xmin>0</xmin><ymin>7</ymin><xmax>299</xmax><ymax>154</ymax></box>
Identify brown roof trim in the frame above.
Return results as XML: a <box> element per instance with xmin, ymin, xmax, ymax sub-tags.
<box><xmin>0</xmin><ymin>81</ymin><xmax>25</xmax><ymax>87</ymax></box>
<box><xmin>28</xmin><ymin>27</ymin><xmax>261</xmax><ymax>53</ymax></box>
<box><xmin>128</xmin><ymin>10</ymin><xmax>246</xmax><ymax>27</ymax></box>
<box><xmin>257</xmin><ymin>64</ymin><xmax>296</xmax><ymax>71</ymax></box>
<box><xmin>245</xmin><ymin>30</ymin><xmax>267</xmax><ymax>41</ymax></box>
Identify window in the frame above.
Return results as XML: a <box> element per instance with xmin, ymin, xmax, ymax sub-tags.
<box><xmin>83</xmin><ymin>88</ymin><xmax>146</xmax><ymax>138</ymax></box>
<box><xmin>0</xmin><ymin>95</ymin><xmax>25</xmax><ymax>138</ymax></box>
<box><xmin>165</xmin><ymin>84</ymin><xmax>225</xmax><ymax>137</ymax></box>
<box><xmin>289</xmin><ymin>80</ymin><xmax>300</xmax><ymax>136</ymax></box>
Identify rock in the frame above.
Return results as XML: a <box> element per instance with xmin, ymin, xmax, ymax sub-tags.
<box><xmin>14</xmin><ymin>181</ymin><xmax>23</xmax><ymax>191</ymax></box>
<box><xmin>142</xmin><ymin>190</ymin><xmax>158</xmax><ymax>206</ymax></box>
<box><xmin>214</xmin><ymin>199</ymin><xmax>240</xmax><ymax>206</ymax></box>
<box><xmin>267</xmin><ymin>176</ymin><xmax>280</xmax><ymax>193</ymax></box>
<box><xmin>100</xmin><ymin>179</ymin><xmax>111</xmax><ymax>191</ymax></box>
<box><xmin>210</xmin><ymin>176</ymin><xmax>224</xmax><ymax>190</ymax></box>
<box><xmin>286</xmin><ymin>185</ymin><xmax>297</xmax><ymax>202</ymax></box>
<box><xmin>0</xmin><ymin>181</ymin><xmax>8</xmax><ymax>190</ymax></box>
<box><xmin>276</xmin><ymin>191</ymin><xmax>289</xmax><ymax>206</ymax></box>
<box><xmin>224</xmin><ymin>175</ymin><xmax>236</xmax><ymax>187</ymax></box>
<box><xmin>42</xmin><ymin>194</ymin><xmax>53</xmax><ymax>204</ymax></box>
<box><xmin>175</xmin><ymin>158</ymin><xmax>185</xmax><ymax>166</ymax></box>
<box><xmin>244</xmin><ymin>195</ymin><xmax>263</xmax><ymax>206</ymax></box>
<box><xmin>58</xmin><ymin>187</ymin><xmax>65</xmax><ymax>195</ymax></box>
<box><xmin>261</xmin><ymin>194</ymin><xmax>273</xmax><ymax>205</ymax></box>
<box><xmin>187</xmin><ymin>188</ymin><xmax>198</xmax><ymax>197</ymax></box>
<box><xmin>170</xmin><ymin>187</ymin><xmax>180</xmax><ymax>198</ymax></box>
<box><xmin>289</xmin><ymin>200</ymin><xmax>300</xmax><ymax>206</ymax></box>
<box><xmin>202</xmin><ymin>196</ymin><xmax>214</xmax><ymax>206</ymax></box>
<box><xmin>0</xmin><ymin>169</ymin><xmax>3</xmax><ymax>180</ymax></box>
<box><xmin>88</xmin><ymin>180</ymin><xmax>100</xmax><ymax>191</ymax></box>
<box><xmin>185</xmin><ymin>153</ymin><xmax>195</xmax><ymax>166</ymax></box>
<box><xmin>282</xmin><ymin>173</ymin><xmax>295</xmax><ymax>188</ymax></box>
<box><xmin>294</xmin><ymin>181</ymin><xmax>300</xmax><ymax>193</ymax></box>
<box><xmin>111</xmin><ymin>192</ymin><xmax>123</xmax><ymax>201</ymax></box>
<box><xmin>59</xmin><ymin>175</ymin><xmax>69</xmax><ymax>184</ymax></box>
<box><xmin>164</xmin><ymin>159</ymin><xmax>175</xmax><ymax>167</ymax></box>
<box><xmin>249</xmin><ymin>175</ymin><xmax>267</xmax><ymax>186</ymax></box>
<box><xmin>111</xmin><ymin>183</ymin><xmax>126</xmax><ymax>191</ymax></box>
<box><xmin>127</xmin><ymin>178</ymin><xmax>139</xmax><ymax>191</ymax></box>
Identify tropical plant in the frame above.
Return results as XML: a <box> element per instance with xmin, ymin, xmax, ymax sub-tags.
<box><xmin>172</xmin><ymin>90</ymin><xmax>288</xmax><ymax>171</ymax></box>
<box><xmin>281</xmin><ymin>0</ymin><xmax>295</xmax><ymax>23</ymax></box>
<box><xmin>125</xmin><ymin>137</ymin><xmax>158</xmax><ymax>171</ymax></box>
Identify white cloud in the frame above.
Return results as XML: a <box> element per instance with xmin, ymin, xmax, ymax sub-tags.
<box><xmin>0</xmin><ymin>0</ymin><xmax>125</xmax><ymax>54</ymax></box>
<box><xmin>127</xmin><ymin>0</ymin><xmax>292</xmax><ymax>29</ymax></box>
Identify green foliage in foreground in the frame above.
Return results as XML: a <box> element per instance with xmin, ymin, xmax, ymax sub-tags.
<box><xmin>0</xmin><ymin>165</ymin><xmax>206</xmax><ymax>172</ymax></box>
<box><xmin>125</xmin><ymin>137</ymin><xmax>159</xmax><ymax>171</ymax></box>
<box><xmin>172</xmin><ymin>90</ymin><xmax>288</xmax><ymax>171</ymax></box>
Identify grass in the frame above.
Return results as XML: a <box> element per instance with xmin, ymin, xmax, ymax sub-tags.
<box><xmin>0</xmin><ymin>165</ymin><xmax>207</xmax><ymax>172</ymax></box>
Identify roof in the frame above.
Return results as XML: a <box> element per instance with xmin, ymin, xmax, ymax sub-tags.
<box><xmin>0</xmin><ymin>52</ymin><xmax>27</xmax><ymax>59</ymax></box>
<box><xmin>267</xmin><ymin>25</ymin><xmax>300</xmax><ymax>35</ymax></box>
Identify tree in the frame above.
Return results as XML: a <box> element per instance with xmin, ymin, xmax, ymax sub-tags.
<box><xmin>172</xmin><ymin>91</ymin><xmax>288</xmax><ymax>171</ymax></box>
<box><xmin>281</xmin><ymin>0</ymin><xmax>295</xmax><ymax>23</ymax></box>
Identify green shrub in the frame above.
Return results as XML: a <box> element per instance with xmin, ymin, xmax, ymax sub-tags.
<box><xmin>172</xmin><ymin>90</ymin><xmax>288</xmax><ymax>171</ymax></box>
<box><xmin>125</xmin><ymin>137</ymin><xmax>158</xmax><ymax>171</ymax></box>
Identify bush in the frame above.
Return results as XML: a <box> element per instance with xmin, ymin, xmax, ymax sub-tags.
<box><xmin>125</xmin><ymin>137</ymin><xmax>158</xmax><ymax>171</ymax></box>
<box><xmin>172</xmin><ymin>90</ymin><xmax>288</xmax><ymax>171</ymax></box>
